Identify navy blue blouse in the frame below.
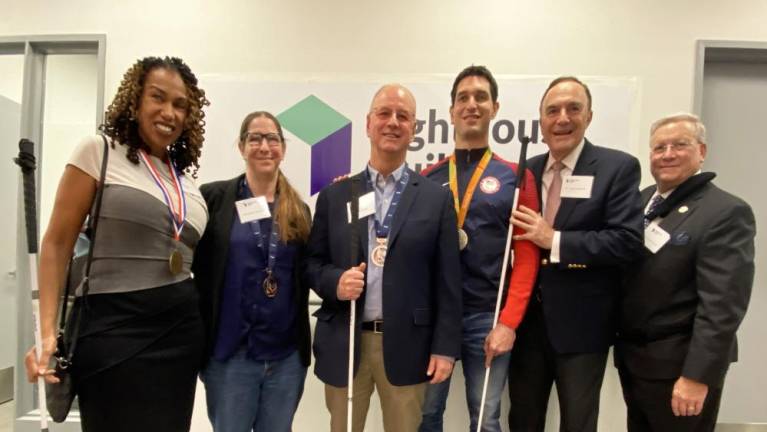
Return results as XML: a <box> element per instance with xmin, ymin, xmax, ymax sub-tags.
<box><xmin>212</xmin><ymin>182</ymin><xmax>297</xmax><ymax>361</ymax></box>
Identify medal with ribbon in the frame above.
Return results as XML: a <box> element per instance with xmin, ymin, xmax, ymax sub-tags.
<box><xmin>448</xmin><ymin>148</ymin><xmax>492</xmax><ymax>250</ymax></box>
<box><xmin>366</xmin><ymin>166</ymin><xmax>410</xmax><ymax>267</ymax></box>
<box><xmin>240</xmin><ymin>179</ymin><xmax>281</xmax><ymax>298</ymax></box>
<box><xmin>139</xmin><ymin>149</ymin><xmax>187</xmax><ymax>275</ymax></box>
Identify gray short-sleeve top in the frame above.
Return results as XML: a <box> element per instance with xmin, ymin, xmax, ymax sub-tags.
<box><xmin>67</xmin><ymin>136</ymin><xmax>209</xmax><ymax>295</ymax></box>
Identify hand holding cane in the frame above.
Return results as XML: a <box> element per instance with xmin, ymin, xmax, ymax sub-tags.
<box><xmin>475</xmin><ymin>136</ymin><xmax>530</xmax><ymax>432</ymax></box>
<box><xmin>15</xmin><ymin>139</ymin><xmax>51</xmax><ymax>431</ymax></box>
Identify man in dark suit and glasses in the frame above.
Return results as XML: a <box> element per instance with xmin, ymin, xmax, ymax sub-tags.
<box><xmin>615</xmin><ymin>113</ymin><xmax>756</xmax><ymax>431</ymax></box>
<box><xmin>508</xmin><ymin>76</ymin><xmax>644</xmax><ymax>431</ymax></box>
<box><xmin>307</xmin><ymin>84</ymin><xmax>462</xmax><ymax>432</ymax></box>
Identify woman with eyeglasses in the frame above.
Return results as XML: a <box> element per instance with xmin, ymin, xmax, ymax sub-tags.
<box><xmin>193</xmin><ymin>111</ymin><xmax>312</xmax><ymax>432</ymax></box>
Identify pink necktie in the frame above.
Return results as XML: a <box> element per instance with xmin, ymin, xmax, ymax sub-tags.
<box><xmin>544</xmin><ymin>161</ymin><xmax>564</xmax><ymax>226</ymax></box>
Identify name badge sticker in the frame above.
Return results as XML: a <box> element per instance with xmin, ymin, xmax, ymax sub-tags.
<box><xmin>644</xmin><ymin>222</ymin><xmax>670</xmax><ymax>254</ymax></box>
<box><xmin>347</xmin><ymin>191</ymin><xmax>376</xmax><ymax>223</ymax></box>
<box><xmin>560</xmin><ymin>175</ymin><xmax>594</xmax><ymax>199</ymax></box>
<box><xmin>236</xmin><ymin>196</ymin><xmax>271</xmax><ymax>223</ymax></box>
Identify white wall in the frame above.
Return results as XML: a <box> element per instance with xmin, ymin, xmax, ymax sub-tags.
<box><xmin>0</xmin><ymin>95</ymin><xmax>21</xmax><ymax>370</ymax></box>
<box><xmin>0</xmin><ymin>55</ymin><xmax>24</xmax><ymax>371</ymax></box>
<box><xmin>40</xmin><ymin>54</ymin><xmax>99</xmax><ymax>236</ymax></box>
<box><xmin>2</xmin><ymin>0</ymin><xmax>767</xmax><ymax>429</ymax></box>
<box><xmin>3</xmin><ymin>0</ymin><xmax>767</xmax><ymax>185</ymax></box>
<box><xmin>0</xmin><ymin>55</ymin><xmax>24</xmax><ymax>104</ymax></box>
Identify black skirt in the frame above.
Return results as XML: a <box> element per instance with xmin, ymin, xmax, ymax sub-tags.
<box><xmin>70</xmin><ymin>279</ymin><xmax>204</xmax><ymax>432</ymax></box>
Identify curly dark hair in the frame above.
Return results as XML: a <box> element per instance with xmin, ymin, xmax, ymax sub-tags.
<box><xmin>99</xmin><ymin>56</ymin><xmax>210</xmax><ymax>176</ymax></box>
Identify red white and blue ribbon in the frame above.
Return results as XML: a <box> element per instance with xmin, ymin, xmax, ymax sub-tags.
<box><xmin>139</xmin><ymin>149</ymin><xmax>187</xmax><ymax>240</ymax></box>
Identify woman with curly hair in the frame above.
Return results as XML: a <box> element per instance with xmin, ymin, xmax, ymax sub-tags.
<box><xmin>193</xmin><ymin>111</ymin><xmax>312</xmax><ymax>432</ymax></box>
<box><xmin>24</xmin><ymin>56</ymin><xmax>210</xmax><ymax>431</ymax></box>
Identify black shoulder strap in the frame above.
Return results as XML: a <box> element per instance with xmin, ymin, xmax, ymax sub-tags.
<box><xmin>80</xmin><ymin>135</ymin><xmax>111</xmax><ymax>296</ymax></box>
<box><xmin>58</xmin><ymin>135</ymin><xmax>110</xmax><ymax>363</ymax></box>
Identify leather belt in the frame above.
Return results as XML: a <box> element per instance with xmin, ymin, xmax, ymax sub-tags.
<box><xmin>361</xmin><ymin>320</ymin><xmax>383</xmax><ymax>333</ymax></box>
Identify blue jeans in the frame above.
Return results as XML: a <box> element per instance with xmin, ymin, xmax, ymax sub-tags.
<box><xmin>201</xmin><ymin>348</ymin><xmax>307</xmax><ymax>432</ymax></box>
<box><xmin>420</xmin><ymin>312</ymin><xmax>511</xmax><ymax>432</ymax></box>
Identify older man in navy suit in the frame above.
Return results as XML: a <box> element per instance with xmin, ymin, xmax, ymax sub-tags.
<box><xmin>307</xmin><ymin>84</ymin><xmax>462</xmax><ymax>432</ymax></box>
<box><xmin>508</xmin><ymin>76</ymin><xmax>644</xmax><ymax>431</ymax></box>
<box><xmin>615</xmin><ymin>113</ymin><xmax>755</xmax><ymax>432</ymax></box>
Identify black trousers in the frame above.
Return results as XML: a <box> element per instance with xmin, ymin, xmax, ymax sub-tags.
<box><xmin>508</xmin><ymin>297</ymin><xmax>608</xmax><ymax>432</ymax></box>
<box><xmin>617</xmin><ymin>367</ymin><xmax>722</xmax><ymax>432</ymax></box>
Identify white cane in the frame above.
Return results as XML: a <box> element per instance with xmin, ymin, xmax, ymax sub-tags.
<box><xmin>347</xmin><ymin>177</ymin><xmax>361</xmax><ymax>432</ymax></box>
<box><xmin>15</xmin><ymin>139</ymin><xmax>51</xmax><ymax>432</ymax></box>
<box><xmin>347</xmin><ymin>298</ymin><xmax>355</xmax><ymax>432</ymax></box>
<box><xmin>476</xmin><ymin>137</ymin><xmax>529</xmax><ymax>432</ymax></box>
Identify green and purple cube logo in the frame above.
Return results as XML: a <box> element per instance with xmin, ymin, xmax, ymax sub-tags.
<box><xmin>278</xmin><ymin>95</ymin><xmax>352</xmax><ymax>195</ymax></box>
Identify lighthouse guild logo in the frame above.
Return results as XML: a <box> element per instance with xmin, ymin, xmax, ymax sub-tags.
<box><xmin>278</xmin><ymin>95</ymin><xmax>352</xmax><ymax>195</ymax></box>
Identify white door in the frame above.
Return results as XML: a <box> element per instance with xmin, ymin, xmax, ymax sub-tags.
<box><xmin>0</xmin><ymin>94</ymin><xmax>21</xmax><ymax>403</ymax></box>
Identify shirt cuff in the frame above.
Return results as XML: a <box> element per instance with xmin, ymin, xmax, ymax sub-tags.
<box><xmin>550</xmin><ymin>231</ymin><xmax>561</xmax><ymax>263</ymax></box>
<box><xmin>432</xmin><ymin>354</ymin><xmax>456</xmax><ymax>364</ymax></box>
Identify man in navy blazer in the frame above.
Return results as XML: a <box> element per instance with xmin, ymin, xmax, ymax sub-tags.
<box><xmin>508</xmin><ymin>76</ymin><xmax>644</xmax><ymax>431</ymax></box>
<box><xmin>307</xmin><ymin>84</ymin><xmax>462</xmax><ymax>432</ymax></box>
<box><xmin>615</xmin><ymin>113</ymin><xmax>755</xmax><ymax>431</ymax></box>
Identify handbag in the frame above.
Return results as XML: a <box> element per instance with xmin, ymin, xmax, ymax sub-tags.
<box><xmin>46</xmin><ymin>134</ymin><xmax>109</xmax><ymax>422</ymax></box>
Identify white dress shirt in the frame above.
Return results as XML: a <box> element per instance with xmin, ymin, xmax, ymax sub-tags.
<box><xmin>542</xmin><ymin>139</ymin><xmax>586</xmax><ymax>263</ymax></box>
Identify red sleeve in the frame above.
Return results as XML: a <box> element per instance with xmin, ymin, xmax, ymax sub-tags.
<box><xmin>499</xmin><ymin>166</ymin><xmax>540</xmax><ymax>329</ymax></box>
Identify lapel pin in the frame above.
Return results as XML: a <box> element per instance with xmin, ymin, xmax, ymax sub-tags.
<box><xmin>678</xmin><ymin>206</ymin><xmax>689</xmax><ymax>214</ymax></box>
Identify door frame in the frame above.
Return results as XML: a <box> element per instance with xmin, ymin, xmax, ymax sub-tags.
<box><xmin>693</xmin><ymin>39</ymin><xmax>767</xmax><ymax>115</ymax></box>
<box><xmin>693</xmin><ymin>39</ymin><xmax>767</xmax><ymax>432</ymax></box>
<box><xmin>0</xmin><ymin>34</ymin><xmax>105</xmax><ymax>432</ymax></box>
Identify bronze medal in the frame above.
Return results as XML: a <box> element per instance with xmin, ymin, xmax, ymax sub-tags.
<box><xmin>458</xmin><ymin>228</ymin><xmax>469</xmax><ymax>250</ymax></box>
<box><xmin>169</xmin><ymin>249</ymin><xmax>183</xmax><ymax>275</ymax></box>
<box><xmin>371</xmin><ymin>237</ymin><xmax>387</xmax><ymax>267</ymax></box>
<box><xmin>449</xmin><ymin>150</ymin><xmax>491</xmax><ymax>253</ymax></box>
<box><xmin>263</xmin><ymin>270</ymin><xmax>278</xmax><ymax>298</ymax></box>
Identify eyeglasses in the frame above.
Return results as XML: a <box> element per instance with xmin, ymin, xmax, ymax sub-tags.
<box><xmin>244</xmin><ymin>132</ymin><xmax>282</xmax><ymax>147</ymax></box>
<box><xmin>371</xmin><ymin>107</ymin><xmax>415</xmax><ymax>123</ymax></box>
<box><xmin>651</xmin><ymin>141</ymin><xmax>695</xmax><ymax>155</ymax></box>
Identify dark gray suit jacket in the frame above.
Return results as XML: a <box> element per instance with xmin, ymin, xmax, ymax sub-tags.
<box><xmin>616</xmin><ymin>177</ymin><xmax>756</xmax><ymax>387</ymax></box>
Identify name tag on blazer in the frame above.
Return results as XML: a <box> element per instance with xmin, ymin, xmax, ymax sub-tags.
<box><xmin>644</xmin><ymin>222</ymin><xmax>670</xmax><ymax>253</ymax></box>
<box><xmin>560</xmin><ymin>175</ymin><xmax>594</xmax><ymax>199</ymax></box>
<box><xmin>236</xmin><ymin>196</ymin><xmax>271</xmax><ymax>223</ymax></box>
<box><xmin>346</xmin><ymin>191</ymin><xmax>375</xmax><ymax>223</ymax></box>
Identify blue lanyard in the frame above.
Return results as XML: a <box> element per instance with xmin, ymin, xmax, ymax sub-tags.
<box><xmin>365</xmin><ymin>166</ymin><xmax>410</xmax><ymax>238</ymax></box>
<box><xmin>240</xmin><ymin>179</ymin><xmax>279</xmax><ymax>271</ymax></box>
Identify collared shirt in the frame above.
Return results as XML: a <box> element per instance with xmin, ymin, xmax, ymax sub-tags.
<box><xmin>645</xmin><ymin>170</ymin><xmax>702</xmax><ymax>224</ymax></box>
<box><xmin>362</xmin><ymin>162</ymin><xmax>408</xmax><ymax>322</ymax></box>
<box><xmin>542</xmin><ymin>139</ymin><xmax>586</xmax><ymax>263</ymax></box>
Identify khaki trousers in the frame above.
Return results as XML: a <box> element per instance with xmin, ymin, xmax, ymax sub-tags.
<box><xmin>325</xmin><ymin>331</ymin><xmax>427</xmax><ymax>432</ymax></box>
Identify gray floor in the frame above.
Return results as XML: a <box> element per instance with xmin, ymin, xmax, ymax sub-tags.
<box><xmin>0</xmin><ymin>400</ymin><xmax>13</xmax><ymax>432</ymax></box>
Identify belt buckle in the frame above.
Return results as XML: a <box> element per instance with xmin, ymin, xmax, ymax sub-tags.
<box><xmin>373</xmin><ymin>320</ymin><xmax>383</xmax><ymax>334</ymax></box>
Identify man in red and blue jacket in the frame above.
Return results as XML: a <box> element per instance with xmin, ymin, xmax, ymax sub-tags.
<box><xmin>419</xmin><ymin>65</ymin><xmax>540</xmax><ymax>432</ymax></box>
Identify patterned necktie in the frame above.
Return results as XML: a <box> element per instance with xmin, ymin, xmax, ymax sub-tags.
<box><xmin>544</xmin><ymin>161</ymin><xmax>564</xmax><ymax>226</ymax></box>
<box><xmin>644</xmin><ymin>194</ymin><xmax>665</xmax><ymax>227</ymax></box>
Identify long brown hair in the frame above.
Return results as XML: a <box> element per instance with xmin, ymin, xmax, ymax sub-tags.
<box><xmin>238</xmin><ymin>111</ymin><xmax>311</xmax><ymax>243</ymax></box>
